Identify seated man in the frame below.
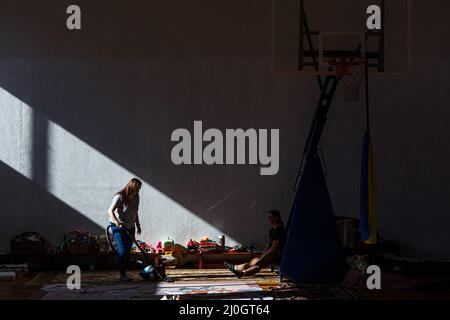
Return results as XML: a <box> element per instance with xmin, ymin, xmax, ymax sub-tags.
<box><xmin>224</xmin><ymin>210</ymin><xmax>286</xmax><ymax>278</ymax></box>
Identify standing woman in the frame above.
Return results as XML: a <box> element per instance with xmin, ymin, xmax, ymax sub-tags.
<box><xmin>107</xmin><ymin>178</ymin><xmax>143</xmax><ymax>281</ymax></box>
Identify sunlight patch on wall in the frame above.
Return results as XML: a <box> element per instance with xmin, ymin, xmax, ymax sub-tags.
<box><xmin>0</xmin><ymin>87</ymin><xmax>33</xmax><ymax>180</ymax></box>
<box><xmin>0</xmin><ymin>86</ymin><xmax>238</xmax><ymax>246</ymax></box>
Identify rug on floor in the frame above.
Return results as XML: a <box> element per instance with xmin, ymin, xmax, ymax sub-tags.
<box><xmin>41</xmin><ymin>281</ymin><xmax>264</xmax><ymax>300</ymax></box>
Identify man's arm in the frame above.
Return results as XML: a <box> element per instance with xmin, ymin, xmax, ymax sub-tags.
<box><xmin>263</xmin><ymin>241</ymin><xmax>271</xmax><ymax>253</ymax></box>
<box><xmin>259</xmin><ymin>240</ymin><xmax>279</xmax><ymax>259</ymax></box>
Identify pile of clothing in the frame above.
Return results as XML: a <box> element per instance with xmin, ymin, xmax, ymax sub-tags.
<box><xmin>60</xmin><ymin>229</ymin><xmax>108</xmax><ymax>254</ymax></box>
<box><xmin>228</xmin><ymin>244</ymin><xmax>260</xmax><ymax>253</ymax></box>
<box><xmin>12</xmin><ymin>232</ymin><xmax>42</xmax><ymax>242</ymax></box>
<box><xmin>131</xmin><ymin>240</ymin><xmax>153</xmax><ymax>253</ymax></box>
<box><xmin>198</xmin><ymin>238</ymin><xmax>221</xmax><ymax>252</ymax></box>
<box><xmin>10</xmin><ymin>232</ymin><xmax>46</xmax><ymax>255</ymax></box>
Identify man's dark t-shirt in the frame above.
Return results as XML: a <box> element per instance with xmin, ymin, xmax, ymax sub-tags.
<box><xmin>269</xmin><ymin>225</ymin><xmax>286</xmax><ymax>252</ymax></box>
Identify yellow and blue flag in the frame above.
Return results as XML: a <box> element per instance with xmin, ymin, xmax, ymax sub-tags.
<box><xmin>360</xmin><ymin>132</ymin><xmax>378</xmax><ymax>244</ymax></box>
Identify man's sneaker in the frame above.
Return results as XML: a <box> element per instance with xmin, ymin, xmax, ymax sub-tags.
<box><xmin>224</xmin><ymin>261</ymin><xmax>243</xmax><ymax>278</ymax></box>
<box><xmin>231</xmin><ymin>269</ymin><xmax>244</xmax><ymax>279</ymax></box>
<box><xmin>223</xmin><ymin>261</ymin><xmax>234</xmax><ymax>271</ymax></box>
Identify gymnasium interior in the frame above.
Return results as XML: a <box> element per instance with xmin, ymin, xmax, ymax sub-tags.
<box><xmin>0</xmin><ymin>0</ymin><xmax>449</xmax><ymax>301</ymax></box>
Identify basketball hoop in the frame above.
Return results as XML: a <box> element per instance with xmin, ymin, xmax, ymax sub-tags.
<box><xmin>328</xmin><ymin>58</ymin><xmax>366</xmax><ymax>101</ymax></box>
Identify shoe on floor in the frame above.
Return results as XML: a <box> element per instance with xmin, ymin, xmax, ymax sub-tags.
<box><xmin>224</xmin><ymin>261</ymin><xmax>243</xmax><ymax>278</ymax></box>
<box><xmin>223</xmin><ymin>261</ymin><xmax>234</xmax><ymax>271</ymax></box>
<box><xmin>231</xmin><ymin>269</ymin><xmax>244</xmax><ymax>279</ymax></box>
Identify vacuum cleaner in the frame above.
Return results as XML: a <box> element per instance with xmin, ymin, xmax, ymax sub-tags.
<box><xmin>105</xmin><ymin>225</ymin><xmax>172</xmax><ymax>282</ymax></box>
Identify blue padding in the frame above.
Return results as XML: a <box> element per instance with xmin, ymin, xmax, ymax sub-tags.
<box><xmin>280</xmin><ymin>154</ymin><xmax>347</xmax><ymax>283</ymax></box>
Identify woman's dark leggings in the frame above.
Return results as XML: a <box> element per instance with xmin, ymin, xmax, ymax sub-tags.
<box><xmin>110</xmin><ymin>224</ymin><xmax>135</xmax><ymax>275</ymax></box>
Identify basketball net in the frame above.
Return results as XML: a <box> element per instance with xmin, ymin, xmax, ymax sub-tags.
<box><xmin>328</xmin><ymin>58</ymin><xmax>366</xmax><ymax>101</ymax></box>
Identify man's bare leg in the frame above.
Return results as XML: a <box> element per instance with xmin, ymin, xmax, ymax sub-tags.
<box><xmin>235</xmin><ymin>257</ymin><xmax>261</xmax><ymax>272</ymax></box>
<box><xmin>238</xmin><ymin>252</ymin><xmax>279</xmax><ymax>278</ymax></box>
<box><xmin>242</xmin><ymin>265</ymin><xmax>261</xmax><ymax>277</ymax></box>
<box><xmin>234</xmin><ymin>262</ymin><xmax>250</xmax><ymax>272</ymax></box>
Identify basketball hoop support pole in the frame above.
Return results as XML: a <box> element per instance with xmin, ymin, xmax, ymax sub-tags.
<box><xmin>292</xmin><ymin>2</ymin><xmax>341</xmax><ymax>191</ymax></box>
<box><xmin>292</xmin><ymin>75</ymin><xmax>339</xmax><ymax>192</ymax></box>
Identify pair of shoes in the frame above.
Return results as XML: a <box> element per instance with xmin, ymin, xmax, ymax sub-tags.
<box><xmin>223</xmin><ymin>261</ymin><xmax>234</xmax><ymax>271</ymax></box>
<box><xmin>120</xmin><ymin>274</ymin><xmax>133</xmax><ymax>282</ymax></box>
<box><xmin>231</xmin><ymin>269</ymin><xmax>244</xmax><ymax>279</ymax></box>
<box><xmin>223</xmin><ymin>261</ymin><xmax>243</xmax><ymax>278</ymax></box>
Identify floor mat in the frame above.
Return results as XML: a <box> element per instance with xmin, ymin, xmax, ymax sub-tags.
<box><xmin>46</xmin><ymin>269</ymin><xmax>280</xmax><ymax>286</ymax></box>
<box><xmin>41</xmin><ymin>281</ymin><xmax>265</xmax><ymax>300</ymax></box>
<box><xmin>271</xmin><ymin>283</ymin><xmax>363</xmax><ymax>300</ymax></box>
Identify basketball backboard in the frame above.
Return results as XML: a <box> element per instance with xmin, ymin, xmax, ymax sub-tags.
<box><xmin>272</xmin><ymin>0</ymin><xmax>410</xmax><ymax>75</ymax></box>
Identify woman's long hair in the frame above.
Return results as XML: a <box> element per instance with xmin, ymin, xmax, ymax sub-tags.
<box><xmin>269</xmin><ymin>210</ymin><xmax>284</xmax><ymax>226</ymax></box>
<box><xmin>116</xmin><ymin>178</ymin><xmax>142</xmax><ymax>204</ymax></box>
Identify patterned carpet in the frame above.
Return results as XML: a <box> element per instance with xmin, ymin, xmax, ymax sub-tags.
<box><xmin>32</xmin><ymin>268</ymin><xmax>280</xmax><ymax>300</ymax></box>
<box><xmin>270</xmin><ymin>283</ymin><xmax>363</xmax><ymax>300</ymax></box>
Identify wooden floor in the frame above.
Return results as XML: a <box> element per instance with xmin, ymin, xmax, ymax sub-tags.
<box><xmin>0</xmin><ymin>268</ymin><xmax>280</xmax><ymax>300</ymax></box>
<box><xmin>1</xmin><ymin>269</ymin><xmax>449</xmax><ymax>300</ymax></box>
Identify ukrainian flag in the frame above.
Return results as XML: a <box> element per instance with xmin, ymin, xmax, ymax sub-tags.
<box><xmin>360</xmin><ymin>132</ymin><xmax>378</xmax><ymax>244</ymax></box>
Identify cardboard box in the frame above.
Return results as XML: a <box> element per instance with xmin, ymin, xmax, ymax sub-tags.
<box><xmin>11</xmin><ymin>240</ymin><xmax>44</xmax><ymax>255</ymax></box>
<box><xmin>69</xmin><ymin>241</ymin><xmax>90</xmax><ymax>255</ymax></box>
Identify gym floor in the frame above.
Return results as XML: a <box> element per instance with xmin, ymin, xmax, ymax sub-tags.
<box><xmin>0</xmin><ymin>268</ymin><xmax>279</xmax><ymax>300</ymax></box>
<box><xmin>1</xmin><ymin>268</ymin><xmax>449</xmax><ymax>300</ymax></box>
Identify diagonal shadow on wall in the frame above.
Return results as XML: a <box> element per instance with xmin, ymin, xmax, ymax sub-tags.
<box><xmin>0</xmin><ymin>160</ymin><xmax>104</xmax><ymax>250</ymax></box>
<box><xmin>0</xmin><ymin>0</ymin><xmax>310</xmax><ymax>246</ymax></box>
<box><xmin>0</xmin><ymin>59</ymin><xmax>300</xmax><ymax>246</ymax></box>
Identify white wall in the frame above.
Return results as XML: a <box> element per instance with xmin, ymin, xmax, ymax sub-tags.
<box><xmin>0</xmin><ymin>0</ymin><xmax>449</xmax><ymax>258</ymax></box>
